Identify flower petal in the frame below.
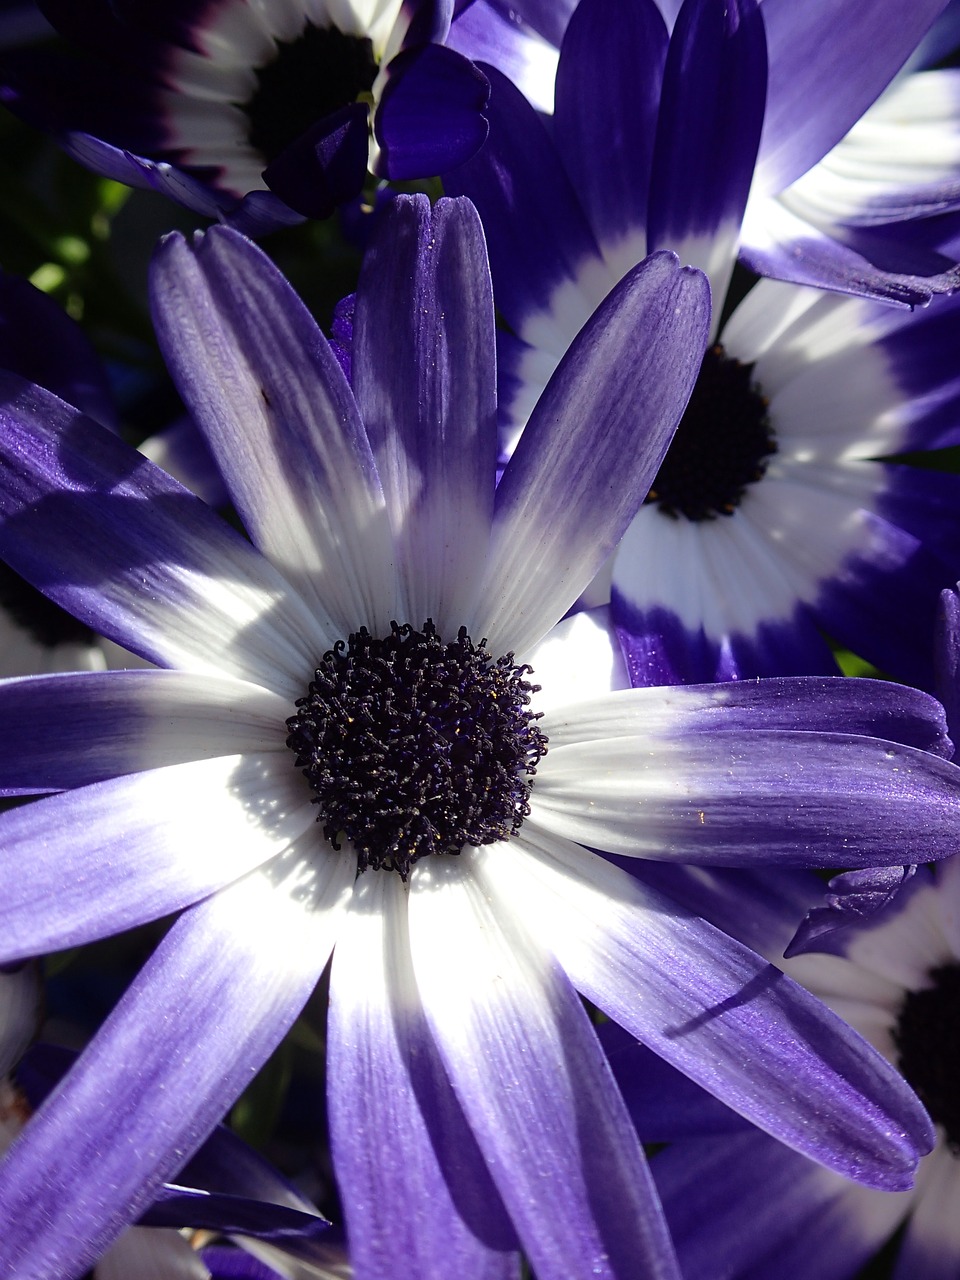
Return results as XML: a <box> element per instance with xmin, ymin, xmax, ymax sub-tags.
<box><xmin>408</xmin><ymin>850</ymin><xmax>683</xmax><ymax>1280</ymax></box>
<box><xmin>492</xmin><ymin>828</ymin><xmax>933</xmax><ymax>1189</ymax></box>
<box><xmin>445</xmin><ymin>63</ymin><xmax>603</xmax><ymax>334</ymax></box>
<box><xmin>754</xmin><ymin>0</ymin><xmax>950</xmax><ymax>196</ymax></box>
<box><xmin>648</xmin><ymin>0</ymin><xmax>766</xmax><ymax>303</ymax></box>
<box><xmin>0</xmin><ymin>374</ymin><xmax>326</xmax><ymax>699</ymax></box>
<box><xmin>530</xmin><ymin>728</ymin><xmax>960</xmax><ymax>866</ymax></box>
<box><xmin>150</xmin><ymin>226</ymin><xmax>398</xmax><ymax>641</ymax></box>
<box><xmin>539</xmin><ymin>675</ymin><xmax>953</xmax><ymax>756</ymax></box>
<box><xmin>328</xmin><ymin>870</ymin><xmax>520</xmax><ymax>1279</ymax></box>
<box><xmin>375</xmin><ymin>44</ymin><xmax>490</xmax><ymax>180</ymax></box>
<box><xmin>553</xmin><ymin>0</ymin><xmax>668</xmax><ymax>247</ymax></box>
<box><xmin>351</xmin><ymin>195</ymin><xmax>497</xmax><ymax>633</ymax></box>
<box><xmin>654</xmin><ymin>1130</ymin><xmax>912</xmax><ymax>1280</ymax></box>
<box><xmin>0</xmin><ymin>754</ymin><xmax>314</xmax><ymax>962</ymax></box>
<box><xmin>0</xmin><ymin>669</ymin><xmax>290</xmax><ymax>795</ymax></box>
<box><xmin>0</xmin><ymin>846</ymin><xmax>354</xmax><ymax>1279</ymax></box>
<box><xmin>474</xmin><ymin>250</ymin><xmax>710</xmax><ymax>657</ymax></box>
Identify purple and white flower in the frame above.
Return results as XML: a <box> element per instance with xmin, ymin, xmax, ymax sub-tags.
<box><xmin>451</xmin><ymin>0</ymin><xmax>960</xmax><ymax>302</ymax></box>
<box><xmin>0</xmin><ymin>195</ymin><xmax>954</xmax><ymax>1279</ymax></box>
<box><xmin>449</xmin><ymin>0</ymin><xmax>960</xmax><ymax>686</ymax></box>
<box><xmin>0</xmin><ymin>0</ymin><xmax>490</xmax><ymax>229</ymax></box>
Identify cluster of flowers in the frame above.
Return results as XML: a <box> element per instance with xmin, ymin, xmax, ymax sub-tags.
<box><xmin>1</xmin><ymin>0</ymin><xmax>960</xmax><ymax>1276</ymax></box>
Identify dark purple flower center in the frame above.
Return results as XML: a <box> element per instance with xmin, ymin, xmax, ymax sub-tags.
<box><xmin>286</xmin><ymin>620</ymin><xmax>548</xmax><ymax>879</ymax></box>
<box><xmin>0</xmin><ymin>561</ymin><xmax>93</xmax><ymax>650</ymax></box>
<box><xmin>893</xmin><ymin>962</ymin><xmax>960</xmax><ymax>1150</ymax></box>
<box><xmin>645</xmin><ymin>343</ymin><xmax>776</xmax><ymax>521</ymax></box>
<box><xmin>245</xmin><ymin>23</ymin><xmax>379</xmax><ymax>163</ymax></box>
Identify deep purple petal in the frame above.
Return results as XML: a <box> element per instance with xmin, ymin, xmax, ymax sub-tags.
<box><xmin>654</xmin><ymin>1130</ymin><xmax>909</xmax><ymax>1280</ymax></box>
<box><xmin>328</xmin><ymin>872</ymin><xmax>520</xmax><ymax>1279</ymax></box>
<box><xmin>554</xmin><ymin>0</ymin><xmax>668</xmax><ymax>245</ymax></box>
<box><xmin>613</xmin><ymin>597</ymin><xmax>840</xmax><ymax>685</ymax></box>
<box><xmin>936</xmin><ymin>585</ymin><xmax>960</xmax><ymax>739</ymax></box>
<box><xmin>648</xmin><ymin>0</ymin><xmax>766</xmax><ymax>291</ymax></box>
<box><xmin>755</xmin><ymin>0</ymin><xmax>950</xmax><ymax>195</ymax></box>
<box><xmin>540</xmin><ymin>675</ymin><xmax>953</xmax><ymax>758</ymax></box>
<box><xmin>740</xmin><ymin>198</ymin><xmax>960</xmax><ymax>305</ymax></box>
<box><xmin>476</xmin><ymin>251</ymin><xmax>710</xmax><ymax>657</ymax></box>
<box><xmin>0</xmin><ymin>859</ymin><xmax>351</xmax><ymax>1279</ymax></box>
<box><xmin>352</xmin><ymin>194</ymin><xmax>497</xmax><ymax>633</ymax></box>
<box><xmin>597</xmin><ymin>1020</ymin><xmax>747</xmax><ymax>1141</ymax></box>
<box><xmin>448</xmin><ymin>0</ymin><xmax>558</xmax><ymax>113</ymax></box>
<box><xmin>263</xmin><ymin>103</ymin><xmax>369</xmax><ymax>221</ymax></box>
<box><xmin>0</xmin><ymin>274</ymin><xmax>117</xmax><ymax>430</ymax></box>
<box><xmin>785</xmin><ymin>866</ymin><xmax>923</xmax><ymax>960</ymax></box>
<box><xmin>376</xmin><ymin>43</ymin><xmax>490</xmax><ymax>180</ymax></box>
<box><xmin>445</xmin><ymin>63</ymin><xmax>603</xmax><ymax>333</ymax></box>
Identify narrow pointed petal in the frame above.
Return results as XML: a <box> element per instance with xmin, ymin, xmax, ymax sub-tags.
<box><xmin>648</xmin><ymin>0</ymin><xmax>766</xmax><ymax>301</ymax></box>
<box><xmin>474</xmin><ymin>251</ymin><xmax>709</xmax><ymax>657</ymax></box>
<box><xmin>0</xmin><ymin>669</ymin><xmax>290</xmax><ymax>795</ymax></box>
<box><xmin>328</xmin><ymin>871</ymin><xmax>520</xmax><ymax>1280</ymax></box>
<box><xmin>352</xmin><ymin>195</ymin><xmax>497</xmax><ymax>633</ymax></box>
<box><xmin>488</xmin><ymin>829</ymin><xmax>933</xmax><ymax>1188</ymax></box>
<box><xmin>740</xmin><ymin>197</ymin><xmax>960</xmax><ymax>306</ymax></box>
<box><xmin>554</xmin><ymin>0</ymin><xmax>668</xmax><ymax>245</ymax></box>
<box><xmin>446</xmin><ymin>64</ymin><xmax>603</xmax><ymax>334</ymax></box>
<box><xmin>150</xmin><ymin>227</ymin><xmax>398</xmax><ymax>640</ymax></box>
<box><xmin>755</xmin><ymin>0</ymin><xmax>950</xmax><ymax>197</ymax></box>
<box><xmin>0</xmin><ymin>847</ymin><xmax>355</xmax><ymax>1280</ymax></box>
<box><xmin>0</xmin><ymin>375</ymin><xmax>327</xmax><ymax>699</ymax></box>
<box><xmin>530</xmin><ymin>728</ymin><xmax>960</xmax><ymax>866</ymax></box>
<box><xmin>408</xmin><ymin>851</ymin><xmax>682</xmax><ymax>1280</ymax></box>
<box><xmin>538</xmin><ymin>676</ymin><xmax>952</xmax><ymax>756</ymax></box>
<box><xmin>0</xmin><ymin>754</ymin><xmax>314</xmax><ymax>962</ymax></box>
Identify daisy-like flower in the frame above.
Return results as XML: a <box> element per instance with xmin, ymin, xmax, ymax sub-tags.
<box><xmin>451</xmin><ymin>0</ymin><xmax>960</xmax><ymax>303</ymax></box>
<box><xmin>449</xmin><ymin>0</ymin><xmax>960</xmax><ymax>686</ymax></box>
<box><xmin>607</xmin><ymin>854</ymin><xmax>960</xmax><ymax>1280</ymax></box>
<box><xmin>0</xmin><ymin>0</ymin><xmax>490</xmax><ymax>230</ymax></box>
<box><xmin>0</xmin><ymin>194</ymin><xmax>955</xmax><ymax>1279</ymax></box>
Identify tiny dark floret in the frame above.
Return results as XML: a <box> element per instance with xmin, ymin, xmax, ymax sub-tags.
<box><xmin>646</xmin><ymin>343</ymin><xmax>776</xmax><ymax>521</ymax></box>
<box><xmin>893</xmin><ymin>962</ymin><xmax>960</xmax><ymax>1151</ymax></box>
<box><xmin>286</xmin><ymin>620</ymin><xmax>548</xmax><ymax>879</ymax></box>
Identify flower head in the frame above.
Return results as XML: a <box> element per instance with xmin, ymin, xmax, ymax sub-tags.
<box><xmin>0</xmin><ymin>0</ymin><xmax>490</xmax><ymax>228</ymax></box>
<box><xmin>0</xmin><ymin>195</ymin><xmax>954</xmax><ymax>1279</ymax></box>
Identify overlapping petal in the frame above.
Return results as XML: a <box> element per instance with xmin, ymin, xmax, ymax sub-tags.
<box><xmin>150</xmin><ymin>226</ymin><xmax>398</xmax><ymax>641</ymax></box>
<box><xmin>484</xmin><ymin>830</ymin><xmax>933</xmax><ymax>1188</ymax></box>
<box><xmin>352</xmin><ymin>195</ymin><xmax>497</xmax><ymax>633</ymax></box>
<box><xmin>0</xmin><ymin>374</ymin><xmax>326</xmax><ymax>698</ymax></box>
<box><xmin>0</xmin><ymin>849</ymin><xmax>354</xmax><ymax>1278</ymax></box>
<box><xmin>408</xmin><ymin>851</ymin><xmax>682</xmax><ymax>1280</ymax></box>
<box><xmin>474</xmin><ymin>250</ymin><xmax>709</xmax><ymax>657</ymax></box>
